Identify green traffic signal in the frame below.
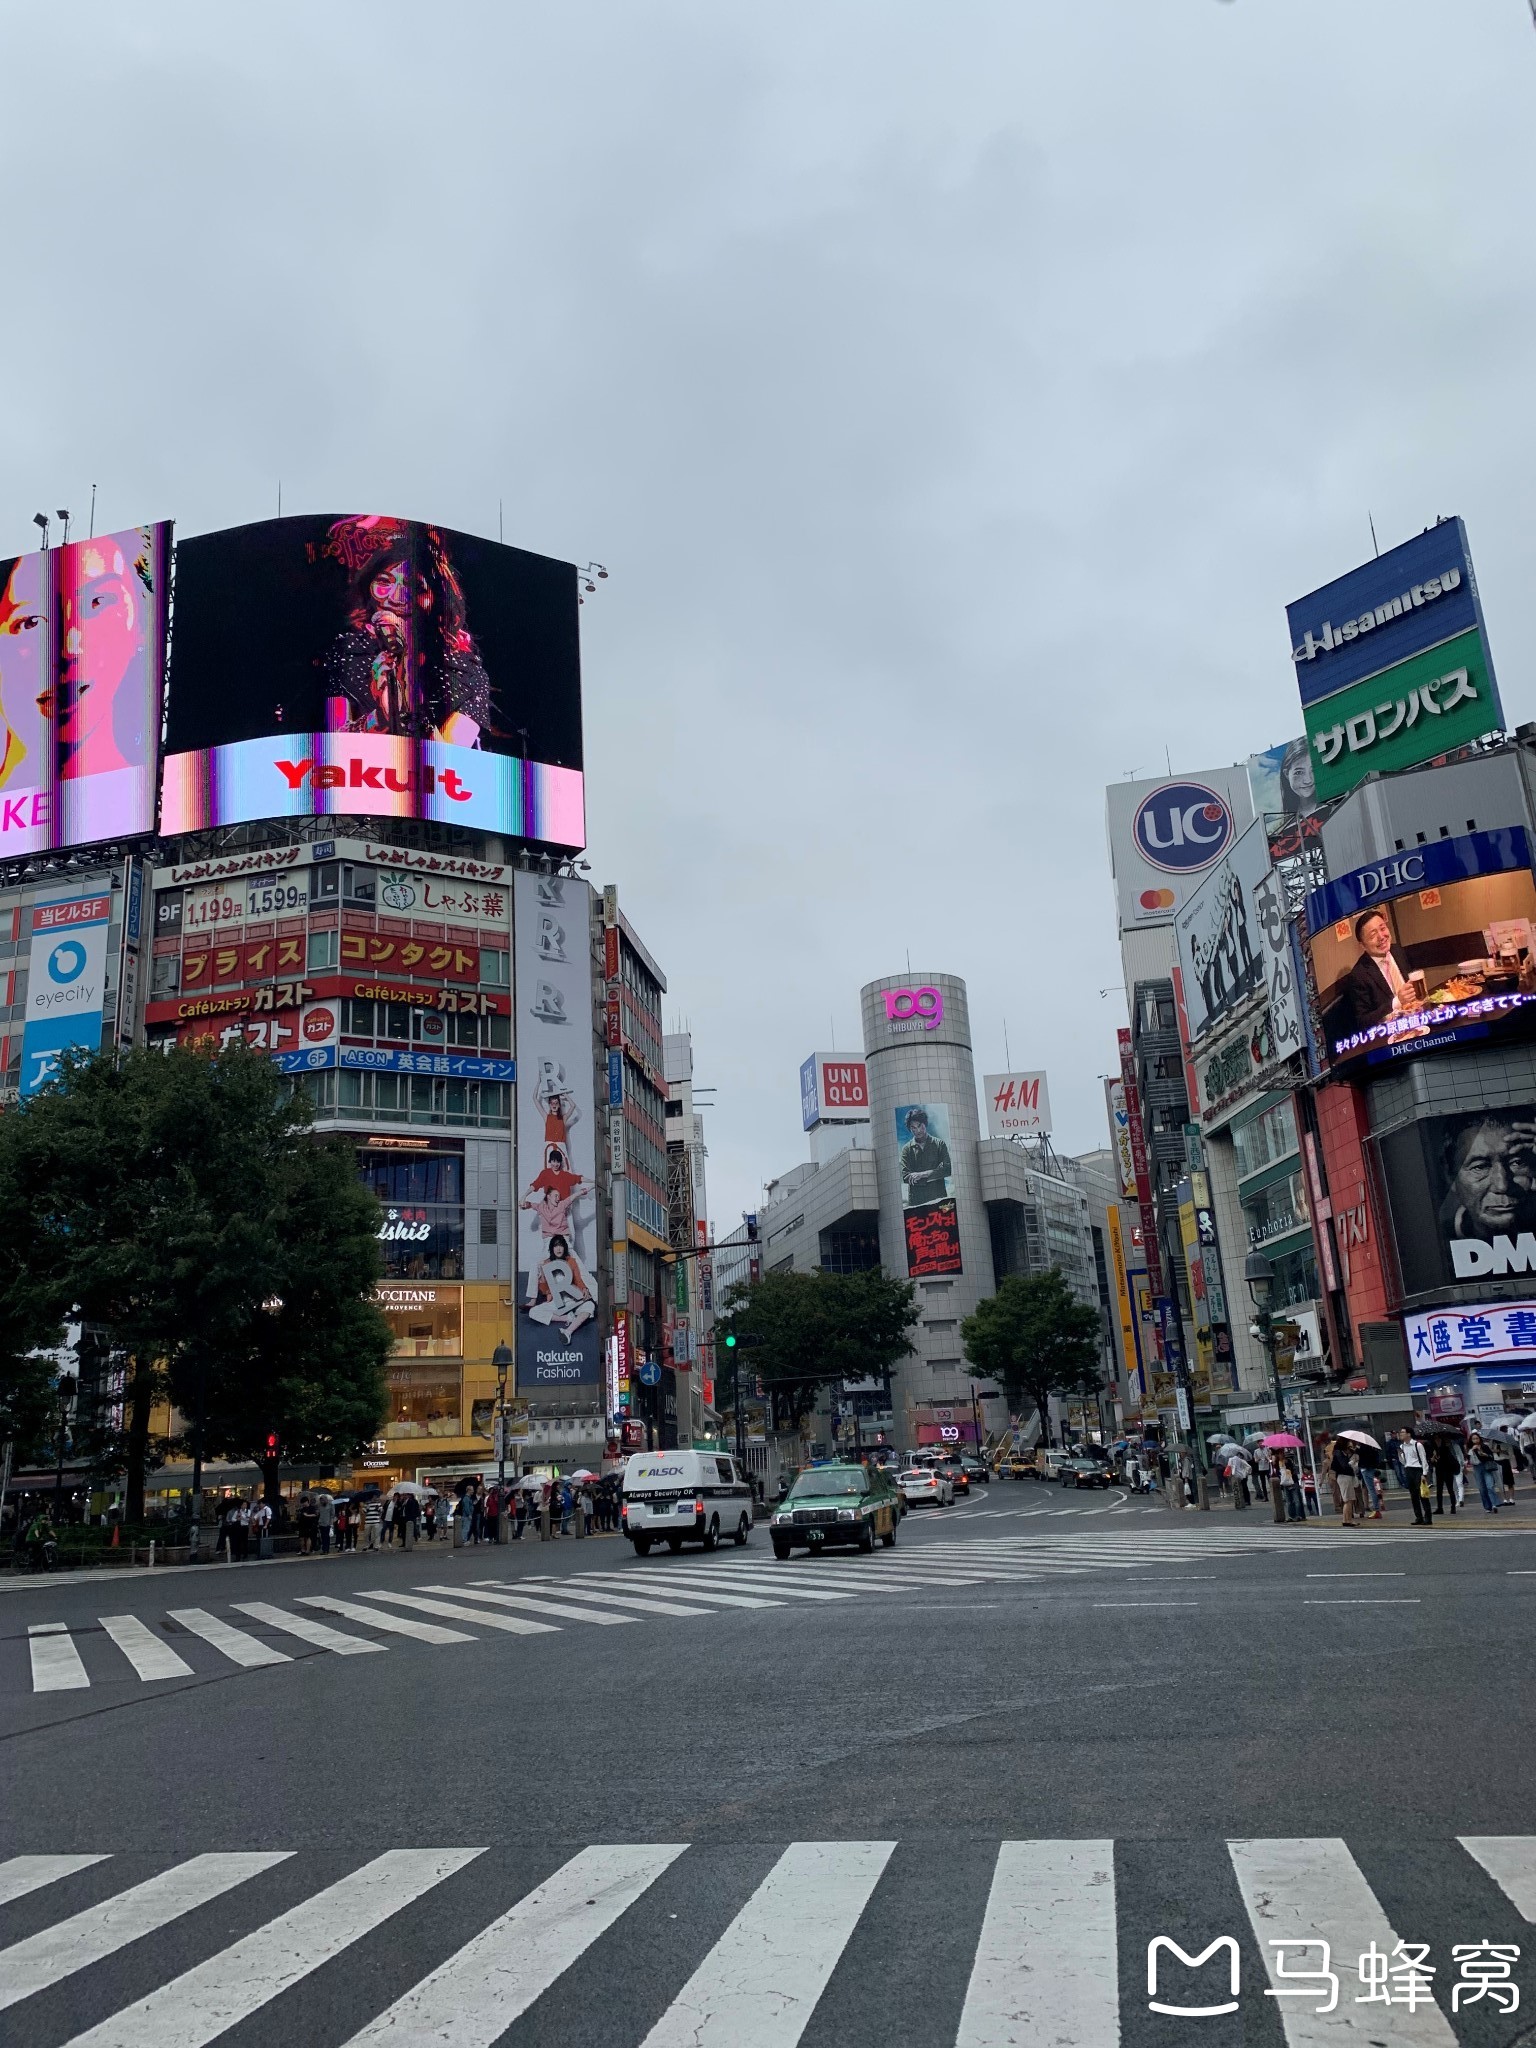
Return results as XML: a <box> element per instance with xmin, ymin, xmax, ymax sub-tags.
<box><xmin>724</xmin><ymin>1332</ymin><xmax>737</xmax><ymax>1348</ymax></box>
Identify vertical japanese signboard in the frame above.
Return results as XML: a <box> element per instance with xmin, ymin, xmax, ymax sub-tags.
<box><xmin>514</xmin><ymin>871</ymin><xmax>600</xmax><ymax>1390</ymax></box>
<box><xmin>1117</xmin><ymin>1028</ymin><xmax>1163</xmax><ymax>1294</ymax></box>
<box><xmin>20</xmin><ymin>893</ymin><xmax>113</xmax><ymax>1096</ymax></box>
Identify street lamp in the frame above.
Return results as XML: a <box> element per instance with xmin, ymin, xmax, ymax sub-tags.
<box><xmin>492</xmin><ymin>1342</ymin><xmax>513</xmax><ymax>1542</ymax></box>
<box><xmin>1244</xmin><ymin>1249</ymin><xmax>1288</xmax><ymax>1526</ymax></box>
<box><xmin>53</xmin><ymin>1374</ymin><xmax>77</xmax><ymax>1516</ymax></box>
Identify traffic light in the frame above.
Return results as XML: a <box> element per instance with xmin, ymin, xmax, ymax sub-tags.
<box><xmin>723</xmin><ymin>1332</ymin><xmax>737</xmax><ymax>1350</ymax></box>
<box><xmin>264</xmin><ymin>1432</ymin><xmax>279</xmax><ymax>1462</ymax></box>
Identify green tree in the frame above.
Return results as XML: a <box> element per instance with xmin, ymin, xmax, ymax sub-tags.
<box><xmin>178</xmin><ymin>1134</ymin><xmax>392</xmax><ymax>1504</ymax></box>
<box><xmin>716</xmin><ymin>1268</ymin><xmax>919</xmax><ymax>1434</ymax></box>
<box><xmin>961</xmin><ymin>1269</ymin><xmax>1104</xmax><ymax>1448</ymax></box>
<box><xmin>1</xmin><ymin>1043</ymin><xmax>388</xmax><ymax>1516</ymax></box>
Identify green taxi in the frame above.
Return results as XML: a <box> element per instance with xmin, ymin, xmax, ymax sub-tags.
<box><xmin>768</xmin><ymin>1462</ymin><xmax>900</xmax><ymax>1559</ymax></box>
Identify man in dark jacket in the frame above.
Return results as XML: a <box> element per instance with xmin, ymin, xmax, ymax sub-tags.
<box><xmin>1338</xmin><ymin>911</ymin><xmax>1419</xmax><ymax>1031</ymax></box>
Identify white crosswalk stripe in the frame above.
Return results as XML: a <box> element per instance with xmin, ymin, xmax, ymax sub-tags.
<box><xmin>1228</xmin><ymin>1836</ymin><xmax>1456</xmax><ymax>2044</ymax></box>
<box><xmin>165</xmin><ymin>1608</ymin><xmax>291</xmax><ymax>1669</ymax></box>
<box><xmin>27</xmin><ymin>1624</ymin><xmax>90</xmax><ymax>1693</ymax></box>
<box><xmin>57</xmin><ymin>1848</ymin><xmax>480</xmax><ymax>2048</ymax></box>
<box><xmin>0</xmin><ymin>1853</ymin><xmax>289</xmax><ymax>2013</ymax></box>
<box><xmin>411</xmin><ymin>1582</ymin><xmax>634</xmax><ymax>1626</ymax></box>
<box><xmin>639</xmin><ymin>1840</ymin><xmax>895</xmax><ymax>2047</ymax></box>
<box><xmin>99</xmin><ymin>1615</ymin><xmax>195</xmax><ymax>1681</ymax></box>
<box><xmin>0</xmin><ymin>1856</ymin><xmax>108</xmax><ymax>1908</ymax></box>
<box><xmin>957</xmin><ymin>1839</ymin><xmax>1119</xmax><ymax>2047</ymax></box>
<box><xmin>340</xmin><ymin>1844</ymin><xmax>684</xmax><ymax>2045</ymax></box>
<box><xmin>500</xmin><ymin>1574</ymin><xmax>784</xmax><ymax>1611</ymax></box>
<box><xmin>297</xmin><ymin>1594</ymin><xmax>474</xmax><ymax>1644</ymax></box>
<box><xmin>349</xmin><ymin>1589</ymin><xmax>560</xmax><ymax>1636</ymax></box>
<box><xmin>472</xmin><ymin>1583</ymin><xmax>722</xmax><ymax>1619</ymax></box>
<box><xmin>230</xmin><ymin>1602</ymin><xmax>386</xmax><ymax>1656</ymax></box>
<box><xmin>7</xmin><ymin>1836</ymin><xmax>1526</xmax><ymax>2047</ymax></box>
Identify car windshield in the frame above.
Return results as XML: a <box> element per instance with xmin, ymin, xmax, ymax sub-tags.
<box><xmin>788</xmin><ymin>1469</ymin><xmax>867</xmax><ymax>1498</ymax></box>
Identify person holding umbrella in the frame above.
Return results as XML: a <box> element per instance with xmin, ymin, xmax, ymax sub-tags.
<box><xmin>1327</xmin><ymin>1435</ymin><xmax>1360</xmax><ymax>1526</ymax></box>
<box><xmin>1468</xmin><ymin>1431</ymin><xmax>1502</xmax><ymax>1514</ymax></box>
<box><xmin>1338</xmin><ymin>1430</ymin><xmax>1385</xmax><ymax>1520</ymax></box>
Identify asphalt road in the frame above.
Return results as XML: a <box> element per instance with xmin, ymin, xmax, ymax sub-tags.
<box><xmin>4</xmin><ymin>1482</ymin><xmax>1536</xmax><ymax>2045</ymax></box>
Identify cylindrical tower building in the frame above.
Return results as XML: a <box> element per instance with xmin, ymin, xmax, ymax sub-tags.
<box><xmin>861</xmin><ymin>972</ymin><xmax>996</xmax><ymax>1444</ymax></box>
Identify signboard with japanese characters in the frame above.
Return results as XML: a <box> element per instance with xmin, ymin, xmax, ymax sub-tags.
<box><xmin>1405</xmin><ymin>1298</ymin><xmax>1536</xmax><ymax>1375</ymax></box>
<box><xmin>1287</xmin><ymin>518</ymin><xmax>1502</xmax><ymax>802</ymax></box>
<box><xmin>1174</xmin><ymin>818</ymin><xmax>1271</xmax><ymax>1044</ymax></box>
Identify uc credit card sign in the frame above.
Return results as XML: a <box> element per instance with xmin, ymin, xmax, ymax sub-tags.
<box><xmin>21</xmin><ymin>893</ymin><xmax>112</xmax><ymax>1096</ymax></box>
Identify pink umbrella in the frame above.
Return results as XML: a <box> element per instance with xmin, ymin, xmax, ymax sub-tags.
<box><xmin>1262</xmin><ymin>1432</ymin><xmax>1304</xmax><ymax>1448</ymax></box>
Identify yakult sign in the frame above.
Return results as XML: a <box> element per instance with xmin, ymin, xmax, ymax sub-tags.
<box><xmin>883</xmin><ymin>986</ymin><xmax>944</xmax><ymax>1032</ymax></box>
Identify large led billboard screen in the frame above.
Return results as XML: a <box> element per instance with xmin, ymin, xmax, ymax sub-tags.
<box><xmin>1380</xmin><ymin>1105</ymin><xmax>1536</xmax><ymax>1296</ymax></box>
<box><xmin>161</xmin><ymin>515</ymin><xmax>585</xmax><ymax>848</ymax></box>
<box><xmin>1305</xmin><ymin>827</ymin><xmax>1536</xmax><ymax>1070</ymax></box>
<box><xmin>0</xmin><ymin>524</ymin><xmax>170</xmax><ymax>855</ymax></box>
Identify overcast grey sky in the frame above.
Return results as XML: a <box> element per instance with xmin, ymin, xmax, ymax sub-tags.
<box><xmin>5</xmin><ymin>2</ymin><xmax>1534</xmax><ymax>1224</ymax></box>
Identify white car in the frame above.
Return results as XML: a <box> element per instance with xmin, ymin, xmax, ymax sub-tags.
<box><xmin>899</xmin><ymin>1467</ymin><xmax>953</xmax><ymax>1508</ymax></box>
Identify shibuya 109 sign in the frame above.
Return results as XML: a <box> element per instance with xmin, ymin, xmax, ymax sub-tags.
<box><xmin>883</xmin><ymin>986</ymin><xmax>943</xmax><ymax>1032</ymax></box>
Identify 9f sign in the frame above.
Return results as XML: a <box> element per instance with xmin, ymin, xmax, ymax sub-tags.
<box><xmin>884</xmin><ymin>986</ymin><xmax>943</xmax><ymax>1032</ymax></box>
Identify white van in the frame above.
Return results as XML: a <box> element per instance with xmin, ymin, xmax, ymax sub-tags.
<box><xmin>621</xmin><ymin>1451</ymin><xmax>755</xmax><ymax>1555</ymax></box>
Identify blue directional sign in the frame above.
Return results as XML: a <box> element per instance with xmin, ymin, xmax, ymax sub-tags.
<box><xmin>637</xmin><ymin>1360</ymin><xmax>662</xmax><ymax>1387</ymax></box>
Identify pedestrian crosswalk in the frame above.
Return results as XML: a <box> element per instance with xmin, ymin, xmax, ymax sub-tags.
<box><xmin>1</xmin><ymin>1835</ymin><xmax>1532</xmax><ymax>2045</ymax></box>
<box><xmin>11</xmin><ymin>1520</ymin><xmax>1473</xmax><ymax>1697</ymax></box>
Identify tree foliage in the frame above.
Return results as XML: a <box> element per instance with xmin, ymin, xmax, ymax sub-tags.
<box><xmin>0</xmin><ymin>1044</ymin><xmax>390</xmax><ymax>1512</ymax></box>
<box><xmin>961</xmin><ymin>1269</ymin><xmax>1104</xmax><ymax>1447</ymax></box>
<box><xmin>715</xmin><ymin>1268</ymin><xmax>919</xmax><ymax>1431</ymax></box>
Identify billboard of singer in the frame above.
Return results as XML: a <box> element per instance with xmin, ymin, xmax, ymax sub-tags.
<box><xmin>0</xmin><ymin>523</ymin><xmax>170</xmax><ymax>856</ymax></box>
<box><xmin>161</xmin><ymin>513</ymin><xmax>585</xmax><ymax>848</ymax></box>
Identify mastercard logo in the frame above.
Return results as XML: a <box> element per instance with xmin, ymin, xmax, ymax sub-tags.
<box><xmin>1139</xmin><ymin>888</ymin><xmax>1176</xmax><ymax>911</ymax></box>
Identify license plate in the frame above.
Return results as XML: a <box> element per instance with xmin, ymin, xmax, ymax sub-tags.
<box><xmin>808</xmin><ymin>1529</ymin><xmax>823</xmax><ymax>1544</ymax></box>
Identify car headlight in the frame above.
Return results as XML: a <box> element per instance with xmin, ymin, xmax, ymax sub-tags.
<box><xmin>837</xmin><ymin>1508</ymin><xmax>857</xmax><ymax>1522</ymax></box>
<box><xmin>771</xmin><ymin>1512</ymin><xmax>788</xmax><ymax>1526</ymax></box>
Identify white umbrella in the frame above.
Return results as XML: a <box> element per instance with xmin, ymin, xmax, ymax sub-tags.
<box><xmin>569</xmin><ymin>1468</ymin><xmax>598</xmax><ymax>1482</ymax></box>
<box><xmin>1516</xmin><ymin>1414</ymin><xmax>1536</xmax><ymax>1435</ymax></box>
<box><xmin>385</xmin><ymin>1481</ymin><xmax>440</xmax><ymax>1499</ymax></box>
<box><xmin>516</xmin><ymin>1473</ymin><xmax>548</xmax><ymax>1491</ymax></box>
<box><xmin>1337</xmin><ymin>1429</ymin><xmax>1380</xmax><ymax>1448</ymax></box>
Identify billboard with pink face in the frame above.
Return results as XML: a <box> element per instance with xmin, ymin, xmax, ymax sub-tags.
<box><xmin>0</xmin><ymin>524</ymin><xmax>170</xmax><ymax>855</ymax></box>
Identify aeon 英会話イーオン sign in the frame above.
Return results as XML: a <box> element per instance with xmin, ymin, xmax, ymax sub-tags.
<box><xmin>883</xmin><ymin>986</ymin><xmax>944</xmax><ymax>1033</ymax></box>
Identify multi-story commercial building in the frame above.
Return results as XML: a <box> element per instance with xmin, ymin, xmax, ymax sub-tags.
<box><xmin>664</xmin><ymin>1028</ymin><xmax>717</xmax><ymax>1443</ymax></box>
<box><xmin>598</xmin><ymin>887</ymin><xmax>676</xmax><ymax>1445</ymax></box>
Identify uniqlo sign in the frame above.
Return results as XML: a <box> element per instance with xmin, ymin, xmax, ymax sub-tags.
<box><xmin>800</xmin><ymin>1052</ymin><xmax>871</xmax><ymax>1130</ymax></box>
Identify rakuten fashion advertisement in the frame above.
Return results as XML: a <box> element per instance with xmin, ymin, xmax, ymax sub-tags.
<box><xmin>0</xmin><ymin>524</ymin><xmax>170</xmax><ymax>854</ymax></box>
<box><xmin>514</xmin><ymin>871</ymin><xmax>600</xmax><ymax>1390</ymax></box>
<box><xmin>160</xmin><ymin>514</ymin><xmax>586</xmax><ymax>849</ymax></box>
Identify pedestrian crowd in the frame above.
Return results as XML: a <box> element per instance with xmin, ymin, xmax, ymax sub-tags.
<box><xmin>207</xmin><ymin>1469</ymin><xmax>626</xmax><ymax>1559</ymax></box>
<box><xmin>1204</xmin><ymin>1424</ymin><xmax>1529</xmax><ymax>1526</ymax></box>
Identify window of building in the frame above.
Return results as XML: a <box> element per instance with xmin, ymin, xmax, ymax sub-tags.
<box><xmin>377</xmin><ymin>1282</ymin><xmax>462</xmax><ymax>1356</ymax></box>
<box><xmin>1241</xmin><ymin>1168</ymin><xmax>1308</xmax><ymax>1251</ymax></box>
<box><xmin>1269</xmin><ymin>1239</ymin><xmax>1320</xmax><ymax>1308</ymax></box>
<box><xmin>343</xmin><ymin>864</ymin><xmax>376</xmax><ymax>908</ymax></box>
<box><xmin>360</xmin><ymin>1145</ymin><xmax>465</xmax><ymax>1279</ymax></box>
<box><xmin>1232</xmin><ymin>1098</ymin><xmax>1300</xmax><ymax>1181</ymax></box>
<box><xmin>298</xmin><ymin>1070</ymin><xmax>511</xmax><ymax>1129</ymax></box>
<box><xmin>307</xmin><ymin>928</ymin><xmax>339</xmax><ymax>972</ymax></box>
<box><xmin>150</xmin><ymin>954</ymin><xmax>179</xmax><ymax>996</ymax></box>
<box><xmin>480</xmin><ymin>1208</ymin><xmax>498</xmax><ymax>1245</ymax></box>
<box><xmin>480</xmin><ymin>949</ymin><xmax>509</xmax><ymax>988</ymax></box>
<box><xmin>818</xmin><ymin>1230</ymin><xmax>881</xmax><ymax>1275</ymax></box>
<box><xmin>382</xmin><ymin>1367</ymin><xmax>462</xmax><ymax>1439</ymax></box>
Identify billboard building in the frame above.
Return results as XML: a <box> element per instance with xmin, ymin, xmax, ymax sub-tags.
<box><xmin>0</xmin><ymin>506</ymin><xmax>613</xmax><ymax>1498</ymax></box>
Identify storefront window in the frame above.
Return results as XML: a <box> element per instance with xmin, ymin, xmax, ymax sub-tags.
<box><xmin>1233</xmin><ymin>1098</ymin><xmax>1299</xmax><ymax>1181</ymax></box>
<box><xmin>383</xmin><ymin>1366</ymin><xmax>462</xmax><ymax>1439</ymax></box>
<box><xmin>377</xmin><ymin>1283</ymin><xmax>463</xmax><ymax>1356</ymax></box>
<box><xmin>1242</xmin><ymin>1168</ymin><xmax>1308</xmax><ymax>1250</ymax></box>
<box><xmin>1269</xmin><ymin>1240</ymin><xmax>1320</xmax><ymax>1308</ymax></box>
<box><xmin>360</xmin><ymin>1146</ymin><xmax>465</xmax><ymax>1279</ymax></box>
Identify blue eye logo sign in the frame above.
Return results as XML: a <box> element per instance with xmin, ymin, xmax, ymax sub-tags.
<box><xmin>1132</xmin><ymin>782</ymin><xmax>1233</xmax><ymax>874</ymax></box>
<box><xmin>48</xmin><ymin>940</ymin><xmax>88</xmax><ymax>984</ymax></box>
